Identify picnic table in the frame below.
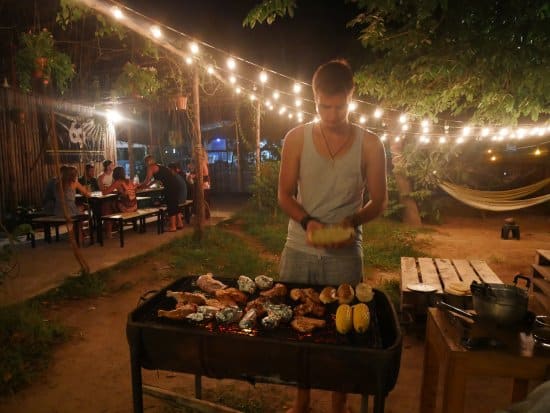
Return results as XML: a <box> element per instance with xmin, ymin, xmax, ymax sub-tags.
<box><xmin>400</xmin><ymin>257</ymin><xmax>503</xmax><ymax>316</ymax></box>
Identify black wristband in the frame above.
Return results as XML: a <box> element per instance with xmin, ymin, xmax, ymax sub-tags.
<box><xmin>300</xmin><ymin>215</ymin><xmax>317</xmax><ymax>231</ymax></box>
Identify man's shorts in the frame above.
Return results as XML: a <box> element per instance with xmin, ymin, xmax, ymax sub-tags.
<box><xmin>278</xmin><ymin>246</ymin><xmax>363</xmax><ymax>286</ymax></box>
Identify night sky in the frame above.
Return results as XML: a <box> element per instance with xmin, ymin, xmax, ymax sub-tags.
<box><xmin>124</xmin><ymin>0</ymin><xmax>364</xmax><ymax>83</ymax></box>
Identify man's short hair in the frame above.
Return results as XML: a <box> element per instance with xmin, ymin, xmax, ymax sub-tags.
<box><xmin>102</xmin><ymin>159</ymin><xmax>112</xmax><ymax>169</ymax></box>
<box><xmin>85</xmin><ymin>163</ymin><xmax>95</xmax><ymax>172</ymax></box>
<box><xmin>312</xmin><ymin>59</ymin><xmax>354</xmax><ymax>96</ymax></box>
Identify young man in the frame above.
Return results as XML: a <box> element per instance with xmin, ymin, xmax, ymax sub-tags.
<box><xmin>278</xmin><ymin>59</ymin><xmax>387</xmax><ymax>413</ymax></box>
<box><xmin>78</xmin><ymin>163</ymin><xmax>99</xmax><ymax>192</ymax></box>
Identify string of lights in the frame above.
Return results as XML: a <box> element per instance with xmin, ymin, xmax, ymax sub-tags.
<box><xmin>77</xmin><ymin>0</ymin><xmax>549</xmax><ymax>153</ymax></box>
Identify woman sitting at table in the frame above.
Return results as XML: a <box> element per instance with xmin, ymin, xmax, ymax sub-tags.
<box><xmin>54</xmin><ymin>166</ymin><xmax>91</xmax><ymax>241</ymax></box>
<box><xmin>102</xmin><ymin>166</ymin><xmax>137</xmax><ymax>213</ymax></box>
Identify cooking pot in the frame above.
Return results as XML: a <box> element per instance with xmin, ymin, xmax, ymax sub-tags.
<box><xmin>470</xmin><ymin>274</ymin><xmax>531</xmax><ymax>326</ymax></box>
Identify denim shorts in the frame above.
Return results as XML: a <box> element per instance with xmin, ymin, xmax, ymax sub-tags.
<box><xmin>278</xmin><ymin>246</ymin><xmax>363</xmax><ymax>286</ymax></box>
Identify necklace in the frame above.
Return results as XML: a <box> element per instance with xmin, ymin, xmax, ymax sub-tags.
<box><xmin>318</xmin><ymin>124</ymin><xmax>351</xmax><ymax>165</ymax></box>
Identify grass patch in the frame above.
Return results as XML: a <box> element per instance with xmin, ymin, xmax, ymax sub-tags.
<box><xmin>229</xmin><ymin>207</ymin><xmax>288</xmax><ymax>255</ymax></box>
<box><xmin>166</xmin><ymin>226</ymin><xmax>278</xmax><ymax>278</ymax></box>
<box><xmin>204</xmin><ymin>384</ymin><xmax>279</xmax><ymax>413</ymax></box>
<box><xmin>363</xmin><ymin>218</ymin><xmax>429</xmax><ymax>270</ymax></box>
<box><xmin>40</xmin><ymin>273</ymin><xmax>107</xmax><ymax>301</ymax></box>
<box><xmin>235</xmin><ymin>208</ymin><xmax>430</xmax><ymax>272</ymax></box>
<box><xmin>0</xmin><ymin>302</ymin><xmax>67</xmax><ymax>396</ymax></box>
<box><xmin>376</xmin><ymin>277</ymin><xmax>401</xmax><ymax>310</ymax></box>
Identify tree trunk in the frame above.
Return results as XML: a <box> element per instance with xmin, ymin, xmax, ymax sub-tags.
<box><xmin>192</xmin><ymin>67</ymin><xmax>204</xmax><ymax>236</ymax></box>
<box><xmin>390</xmin><ymin>141</ymin><xmax>422</xmax><ymax>226</ymax></box>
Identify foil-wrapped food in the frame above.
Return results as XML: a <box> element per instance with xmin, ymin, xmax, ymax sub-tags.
<box><xmin>255</xmin><ymin>275</ymin><xmax>274</xmax><ymax>290</ymax></box>
<box><xmin>215</xmin><ymin>306</ymin><xmax>243</xmax><ymax>324</ymax></box>
<box><xmin>237</xmin><ymin>275</ymin><xmax>257</xmax><ymax>294</ymax></box>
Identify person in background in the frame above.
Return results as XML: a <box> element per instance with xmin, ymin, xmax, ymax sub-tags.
<box><xmin>42</xmin><ymin>165</ymin><xmax>68</xmax><ymax>215</ymax></box>
<box><xmin>168</xmin><ymin>162</ymin><xmax>188</xmax><ymax>229</ymax></box>
<box><xmin>98</xmin><ymin>160</ymin><xmax>116</xmax><ymax>238</ymax></box>
<box><xmin>277</xmin><ymin>59</ymin><xmax>387</xmax><ymax>413</ymax></box>
<box><xmin>78</xmin><ymin>163</ymin><xmax>99</xmax><ymax>192</ymax></box>
<box><xmin>54</xmin><ymin>166</ymin><xmax>92</xmax><ymax>241</ymax></box>
<box><xmin>139</xmin><ymin>155</ymin><xmax>182</xmax><ymax>231</ymax></box>
<box><xmin>103</xmin><ymin>166</ymin><xmax>137</xmax><ymax>213</ymax></box>
<box><xmin>97</xmin><ymin>159</ymin><xmax>114</xmax><ymax>190</ymax></box>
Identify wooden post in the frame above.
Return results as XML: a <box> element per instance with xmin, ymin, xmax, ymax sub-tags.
<box><xmin>192</xmin><ymin>66</ymin><xmax>205</xmax><ymax>236</ymax></box>
<box><xmin>255</xmin><ymin>99</ymin><xmax>261</xmax><ymax>176</ymax></box>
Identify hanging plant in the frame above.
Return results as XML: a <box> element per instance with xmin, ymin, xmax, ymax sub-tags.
<box><xmin>114</xmin><ymin>62</ymin><xmax>163</xmax><ymax>99</ymax></box>
<box><xmin>15</xmin><ymin>29</ymin><xmax>76</xmax><ymax>94</ymax></box>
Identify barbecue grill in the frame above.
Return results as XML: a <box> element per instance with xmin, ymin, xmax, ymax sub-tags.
<box><xmin>127</xmin><ymin>276</ymin><xmax>402</xmax><ymax>413</ymax></box>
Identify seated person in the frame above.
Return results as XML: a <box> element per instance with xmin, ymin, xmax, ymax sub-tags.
<box><xmin>78</xmin><ymin>163</ymin><xmax>99</xmax><ymax>192</ymax></box>
<box><xmin>42</xmin><ymin>165</ymin><xmax>68</xmax><ymax>215</ymax></box>
<box><xmin>103</xmin><ymin>166</ymin><xmax>137</xmax><ymax>213</ymax></box>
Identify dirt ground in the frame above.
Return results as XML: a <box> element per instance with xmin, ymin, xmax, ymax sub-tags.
<box><xmin>1</xmin><ymin>207</ymin><xmax>549</xmax><ymax>413</ymax></box>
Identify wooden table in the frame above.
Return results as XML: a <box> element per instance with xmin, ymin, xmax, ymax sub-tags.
<box><xmin>420</xmin><ymin>308</ymin><xmax>550</xmax><ymax>413</ymax></box>
<box><xmin>401</xmin><ymin>257</ymin><xmax>503</xmax><ymax>316</ymax></box>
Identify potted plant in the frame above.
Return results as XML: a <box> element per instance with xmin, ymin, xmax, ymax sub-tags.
<box><xmin>114</xmin><ymin>62</ymin><xmax>163</xmax><ymax>99</ymax></box>
<box><xmin>15</xmin><ymin>29</ymin><xmax>76</xmax><ymax>94</ymax></box>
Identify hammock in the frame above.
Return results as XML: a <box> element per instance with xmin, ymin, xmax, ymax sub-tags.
<box><xmin>439</xmin><ymin>178</ymin><xmax>550</xmax><ymax>211</ymax></box>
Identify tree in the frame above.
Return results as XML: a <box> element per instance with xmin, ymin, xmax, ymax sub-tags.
<box><xmin>244</xmin><ymin>0</ymin><xmax>549</xmax><ymax>224</ymax></box>
<box><xmin>245</xmin><ymin>0</ymin><xmax>549</xmax><ymax>124</ymax></box>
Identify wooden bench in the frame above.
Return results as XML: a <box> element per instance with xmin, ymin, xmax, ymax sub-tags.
<box><xmin>400</xmin><ymin>257</ymin><xmax>503</xmax><ymax>318</ymax></box>
<box><xmin>30</xmin><ymin>215</ymin><xmax>92</xmax><ymax>247</ymax></box>
<box><xmin>99</xmin><ymin>208</ymin><xmax>163</xmax><ymax>248</ymax></box>
<box><xmin>159</xmin><ymin>200</ymin><xmax>194</xmax><ymax>225</ymax></box>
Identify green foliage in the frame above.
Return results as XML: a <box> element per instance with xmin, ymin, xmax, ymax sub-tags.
<box><xmin>15</xmin><ymin>29</ymin><xmax>76</xmax><ymax>94</ymax></box>
<box><xmin>245</xmin><ymin>0</ymin><xmax>549</xmax><ymax>123</ymax></box>
<box><xmin>56</xmin><ymin>0</ymin><xmax>127</xmax><ymax>39</ymax></box>
<box><xmin>249</xmin><ymin>160</ymin><xmax>281</xmax><ymax>217</ymax></box>
<box><xmin>351</xmin><ymin>0</ymin><xmax>549</xmax><ymax>123</ymax></box>
<box><xmin>114</xmin><ymin>62</ymin><xmax>163</xmax><ymax>99</ymax></box>
<box><xmin>243</xmin><ymin>0</ymin><xmax>297</xmax><ymax>27</ymax></box>
<box><xmin>0</xmin><ymin>303</ymin><xmax>67</xmax><ymax>395</ymax></box>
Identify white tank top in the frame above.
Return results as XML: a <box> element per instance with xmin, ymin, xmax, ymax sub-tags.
<box><xmin>285</xmin><ymin>122</ymin><xmax>365</xmax><ymax>256</ymax></box>
<box><xmin>101</xmin><ymin>173</ymin><xmax>113</xmax><ymax>188</ymax></box>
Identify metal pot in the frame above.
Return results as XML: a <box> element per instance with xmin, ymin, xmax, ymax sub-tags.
<box><xmin>470</xmin><ymin>274</ymin><xmax>531</xmax><ymax>326</ymax></box>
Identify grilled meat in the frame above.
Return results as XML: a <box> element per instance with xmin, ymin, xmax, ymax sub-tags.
<box><xmin>157</xmin><ymin>303</ymin><xmax>198</xmax><ymax>320</ymax></box>
<box><xmin>215</xmin><ymin>306</ymin><xmax>243</xmax><ymax>324</ymax></box>
<box><xmin>319</xmin><ymin>286</ymin><xmax>338</xmax><ymax>304</ymax></box>
<box><xmin>293</xmin><ymin>299</ymin><xmax>326</xmax><ymax>317</ymax></box>
<box><xmin>197</xmin><ymin>273</ymin><xmax>227</xmax><ymax>294</ymax></box>
<box><xmin>215</xmin><ymin>287</ymin><xmax>248</xmax><ymax>306</ymax></box>
<box><xmin>204</xmin><ymin>298</ymin><xmax>229</xmax><ymax>310</ymax></box>
<box><xmin>290</xmin><ymin>288</ymin><xmax>305</xmax><ymax>301</ymax></box>
<box><xmin>260</xmin><ymin>283</ymin><xmax>288</xmax><ymax>300</ymax></box>
<box><xmin>166</xmin><ymin>290</ymin><xmax>206</xmax><ymax>306</ymax></box>
<box><xmin>290</xmin><ymin>316</ymin><xmax>326</xmax><ymax>333</ymax></box>
<box><xmin>245</xmin><ymin>297</ymin><xmax>270</xmax><ymax>317</ymax></box>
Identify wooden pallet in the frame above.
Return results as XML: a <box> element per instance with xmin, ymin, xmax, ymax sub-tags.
<box><xmin>400</xmin><ymin>257</ymin><xmax>502</xmax><ymax>316</ymax></box>
<box><xmin>532</xmin><ymin>249</ymin><xmax>550</xmax><ymax>315</ymax></box>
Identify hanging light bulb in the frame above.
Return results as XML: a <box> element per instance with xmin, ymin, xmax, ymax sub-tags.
<box><xmin>259</xmin><ymin>71</ymin><xmax>268</xmax><ymax>84</ymax></box>
<box><xmin>462</xmin><ymin>126</ymin><xmax>471</xmax><ymax>136</ymax></box>
<box><xmin>481</xmin><ymin>127</ymin><xmax>491</xmax><ymax>137</ymax></box>
<box><xmin>421</xmin><ymin>119</ymin><xmax>430</xmax><ymax>128</ymax></box>
<box><xmin>348</xmin><ymin>101</ymin><xmax>357</xmax><ymax>111</ymax></box>
<box><xmin>534</xmin><ymin>148</ymin><xmax>541</xmax><ymax>156</ymax></box>
<box><xmin>295</xmin><ymin>98</ymin><xmax>302</xmax><ymax>107</ymax></box>
<box><xmin>235</xmin><ymin>87</ymin><xmax>241</xmax><ymax>94</ymax></box>
<box><xmin>373</xmin><ymin>108</ymin><xmax>383</xmax><ymax>118</ymax></box>
<box><xmin>150</xmin><ymin>25</ymin><xmax>162</xmax><ymax>38</ymax></box>
<box><xmin>111</xmin><ymin>6</ymin><xmax>124</xmax><ymax>19</ymax></box>
<box><xmin>399</xmin><ymin>114</ymin><xmax>408</xmax><ymax>124</ymax></box>
<box><xmin>439</xmin><ymin>136</ymin><xmax>446</xmax><ymax>144</ymax></box>
<box><xmin>185</xmin><ymin>56</ymin><xmax>193</xmax><ymax>65</ymax></box>
<box><xmin>272</xmin><ymin>90</ymin><xmax>280</xmax><ymax>100</ymax></box>
<box><xmin>402</xmin><ymin>124</ymin><xmax>409</xmax><ymax>132</ymax></box>
<box><xmin>189</xmin><ymin>42</ymin><xmax>199</xmax><ymax>54</ymax></box>
<box><xmin>229</xmin><ymin>75</ymin><xmax>236</xmax><ymax>84</ymax></box>
<box><xmin>226</xmin><ymin>57</ymin><xmax>236</xmax><ymax>70</ymax></box>
<box><xmin>206</xmin><ymin>65</ymin><xmax>214</xmax><ymax>75</ymax></box>
<box><xmin>359</xmin><ymin>115</ymin><xmax>366</xmax><ymax>124</ymax></box>
<box><xmin>293</xmin><ymin>83</ymin><xmax>302</xmax><ymax>94</ymax></box>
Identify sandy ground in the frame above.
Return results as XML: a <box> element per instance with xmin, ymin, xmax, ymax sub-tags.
<box><xmin>0</xmin><ymin>202</ymin><xmax>549</xmax><ymax>413</ymax></box>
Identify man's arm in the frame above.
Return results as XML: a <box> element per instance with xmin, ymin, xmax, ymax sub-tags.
<box><xmin>345</xmin><ymin>132</ymin><xmax>387</xmax><ymax>227</ymax></box>
<box><xmin>137</xmin><ymin>165</ymin><xmax>155</xmax><ymax>190</ymax></box>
